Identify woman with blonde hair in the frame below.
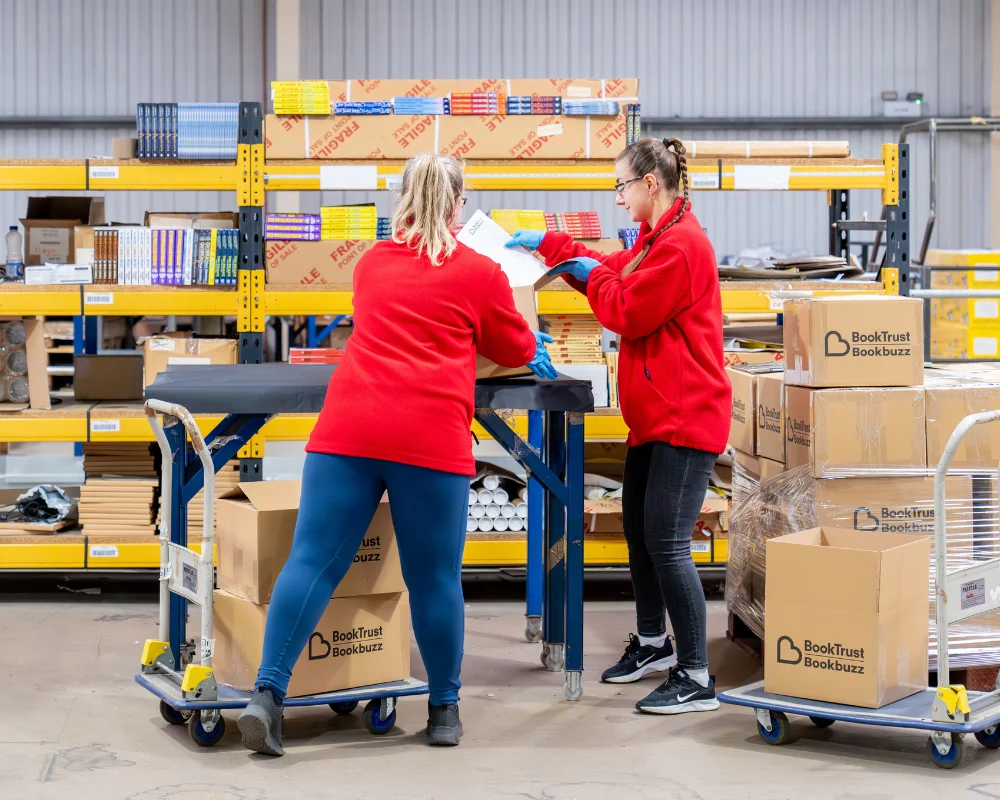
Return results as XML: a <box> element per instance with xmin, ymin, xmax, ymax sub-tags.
<box><xmin>238</xmin><ymin>153</ymin><xmax>557</xmax><ymax>755</ymax></box>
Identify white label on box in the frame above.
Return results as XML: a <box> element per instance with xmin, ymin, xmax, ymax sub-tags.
<box><xmin>76</xmin><ymin>247</ymin><xmax>94</xmax><ymax>265</ymax></box>
<box><xmin>566</xmin><ymin>85</ymin><xmax>592</xmax><ymax>98</ymax></box>
<box><xmin>148</xmin><ymin>339</ymin><xmax>176</xmax><ymax>351</ymax></box>
<box><xmin>974</xmin><ymin>269</ymin><xmax>1000</xmax><ymax>282</ymax></box>
<box><xmin>89</xmin><ymin>545</ymin><xmax>119</xmax><ymax>558</ymax></box>
<box><xmin>167</xmin><ymin>357</ymin><xmax>210</xmax><ymax>365</ymax></box>
<box><xmin>201</xmin><ymin>636</ymin><xmax>215</xmax><ymax>658</ymax></box>
<box><xmin>537</xmin><ymin>123</ymin><xmax>564</xmax><ymax>137</ymax></box>
<box><xmin>690</xmin><ymin>173</ymin><xmax>720</xmax><ymax>189</ymax></box>
<box><xmin>691</xmin><ymin>541</ymin><xmax>711</xmax><ymax>553</ymax></box>
<box><xmin>975</xmin><ymin>299</ymin><xmax>1000</xmax><ymax>319</ymax></box>
<box><xmin>90</xmin><ymin>419</ymin><xmax>120</xmax><ymax>433</ymax></box>
<box><xmin>85</xmin><ymin>292</ymin><xmax>114</xmax><ymax>305</ymax></box>
<box><xmin>734</xmin><ymin>164</ymin><xmax>791</xmax><ymax>190</ymax></box>
<box><xmin>973</xmin><ymin>337</ymin><xmax>999</xmax><ymax>357</ymax></box>
<box><xmin>29</xmin><ymin>228</ymin><xmax>70</xmax><ymax>262</ymax></box>
<box><xmin>319</xmin><ymin>164</ymin><xmax>378</xmax><ymax>191</ymax></box>
<box><xmin>89</xmin><ymin>165</ymin><xmax>119</xmax><ymax>180</ymax></box>
<box><xmin>384</xmin><ymin>174</ymin><xmax>403</xmax><ymax>191</ymax></box>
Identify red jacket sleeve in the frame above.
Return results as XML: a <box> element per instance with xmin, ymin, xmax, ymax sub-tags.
<box><xmin>586</xmin><ymin>243</ymin><xmax>692</xmax><ymax>340</ymax></box>
<box><xmin>536</xmin><ymin>231</ymin><xmax>638</xmax><ymax>295</ymax></box>
<box><xmin>475</xmin><ymin>267</ymin><xmax>538</xmax><ymax>367</ymax></box>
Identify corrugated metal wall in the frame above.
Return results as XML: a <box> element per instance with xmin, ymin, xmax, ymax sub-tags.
<box><xmin>0</xmin><ymin>0</ymin><xmax>991</xmax><ymax>258</ymax></box>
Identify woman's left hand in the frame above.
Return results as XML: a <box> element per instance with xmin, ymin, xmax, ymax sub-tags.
<box><xmin>547</xmin><ymin>256</ymin><xmax>601</xmax><ymax>283</ymax></box>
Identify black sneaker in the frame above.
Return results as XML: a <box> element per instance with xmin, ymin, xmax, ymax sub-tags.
<box><xmin>635</xmin><ymin>667</ymin><xmax>720</xmax><ymax>715</ymax></box>
<box><xmin>601</xmin><ymin>633</ymin><xmax>677</xmax><ymax>684</ymax></box>
<box><xmin>426</xmin><ymin>702</ymin><xmax>463</xmax><ymax>746</ymax></box>
<box><xmin>237</xmin><ymin>687</ymin><xmax>284</xmax><ymax>756</ymax></box>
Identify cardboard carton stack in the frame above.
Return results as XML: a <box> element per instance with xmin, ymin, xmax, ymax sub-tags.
<box><xmin>155</xmin><ymin>460</ymin><xmax>241</xmax><ymax>539</ymax></box>
<box><xmin>212</xmin><ymin>482</ymin><xmax>411</xmax><ymax>697</ymax></box>
<box><xmin>79</xmin><ymin>442</ymin><xmax>160</xmax><ymax>537</ymax></box>
<box><xmin>925</xmin><ymin>249</ymin><xmax>1000</xmax><ymax>360</ymax></box>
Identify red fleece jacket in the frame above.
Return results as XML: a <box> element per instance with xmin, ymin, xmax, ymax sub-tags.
<box><xmin>537</xmin><ymin>198</ymin><xmax>730</xmax><ymax>454</ymax></box>
<box><xmin>307</xmin><ymin>239</ymin><xmax>537</xmax><ymax>475</ymax></box>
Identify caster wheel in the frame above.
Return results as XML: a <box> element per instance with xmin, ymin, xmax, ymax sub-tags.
<box><xmin>809</xmin><ymin>716</ymin><xmax>835</xmax><ymax>729</ymax></box>
<box><xmin>976</xmin><ymin>726</ymin><xmax>1000</xmax><ymax>749</ymax></box>
<box><xmin>756</xmin><ymin>711</ymin><xmax>792</xmax><ymax>745</ymax></box>
<box><xmin>159</xmin><ymin>700</ymin><xmax>190</xmax><ymax>725</ymax></box>
<box><xmin>329</xmin><ymin>700</ymin><xmax>359</xmax><ymax>715</ymax></box>
<box><xmin>927</xmin><ymin>733</ymin><xmax>965</xmax><ymax>769</ymax></box>
<box><xmin>564</xmin><ymin>684</ymin><xmax>583</xmax><ymax>701</ymax></box>
<box><xmin>188</xmin><ymin>713</ymin><xmax>226</xmax><ymax>747</ymax></box>
<box><xmin>524</xmin><ymin>618</ymin><xmax>542</xmax><ymax>643</ymax></box>
<box><xmin>363</xmin><ymin>699</ymin><xmax>396</xmax><ymax>735</ymax></box>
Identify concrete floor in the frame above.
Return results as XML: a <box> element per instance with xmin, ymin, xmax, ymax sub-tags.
<box><xmin>2</xmin><ymin>580</ymin><xmax>998</xmax><ymax>800</ymax></box>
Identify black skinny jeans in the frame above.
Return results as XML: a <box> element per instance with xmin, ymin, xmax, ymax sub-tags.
<box><xmin>622</xmin><ymin>441</ymin><xmax>717</xmax><ymax>670</ymax></box>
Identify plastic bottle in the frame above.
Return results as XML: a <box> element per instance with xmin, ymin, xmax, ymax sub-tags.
<box><xmin>5</xmin><ymin>226</ymin><xmax>23</xmax><ymax>280</ymax></box>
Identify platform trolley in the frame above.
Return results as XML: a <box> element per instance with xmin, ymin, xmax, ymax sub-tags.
<box><xmin>133</xmin><ymin>399</ymin><xmax>428</xmax><ymax>746</ymax></box>
<box><xmin>720</xmin><ymin>410</ymin><xmax>1000</xmax><ymax>769</ymax></box>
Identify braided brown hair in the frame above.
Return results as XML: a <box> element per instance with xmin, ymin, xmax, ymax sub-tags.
<box><xmin>618</xmin><ymin>137</ymin><xmax>690</xmax><ymax>277</ymax></box>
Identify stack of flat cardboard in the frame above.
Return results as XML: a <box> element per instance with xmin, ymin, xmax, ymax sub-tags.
<box><xmin>82</xmin><ymin>442</ymin><xmax>158</xmax><ymax>478</ymax></box>
<box><xmin>544</xmin><ymin>316</ymin><xmax>604</xmax><ymax>364</ymax></box>
<box><xmin>78</xmin><ymin>477</ymin><xmax>158</xmax><ymax>537</ymax></box>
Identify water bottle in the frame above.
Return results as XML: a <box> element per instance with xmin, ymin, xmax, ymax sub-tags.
<box><xmin>5</xmin><ymin>226</ymin><xmax>23</xmax><ymax>280</ymax></box>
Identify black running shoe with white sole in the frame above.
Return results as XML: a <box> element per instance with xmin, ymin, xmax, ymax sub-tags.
<box><xmin>601</xmin><ymin>633</ymin><xmax>677</xmax><ymax>684</ymax></box>
<box><xmin>635</xmin><ymin>667</ymin><xmax>720</xmax><ymax>715</ymax></box>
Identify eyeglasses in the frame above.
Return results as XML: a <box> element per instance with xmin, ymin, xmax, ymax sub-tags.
<box><xmin>460</xmin><ymin>196</ymin><xmax>469</xmax><ymax>207</ymax></box>
<box><xmin>614</xmin><ymin>177</ymin><xmax>643</xmax><ymax>197</ymax></box>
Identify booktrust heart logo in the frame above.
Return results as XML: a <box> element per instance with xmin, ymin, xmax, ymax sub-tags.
<box><xmin>776</xmin><ymin>635</ymin><xmax>803</xmax><ymax>665</ymax></box>
<box><xmin>854</xmin><ymin>506</ymin><xmax>880</xmax><ymax>532</ymax></box>
<box><xmin>758</xmin><ymin>404</ymin><xmax>765</xmax><ymax>424</ymax></box>
<box><xmin>824</xmin><ymin>330</ymin><xmax>850</xmax><ymax>357</ymax></box>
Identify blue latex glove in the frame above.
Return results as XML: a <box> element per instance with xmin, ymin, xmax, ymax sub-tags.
<box><xmin>505</xmin><ymin>229</ymin><xmax>545</xmax><ymax>251</ymax></box>
<box><xmin>527</xmin><ymin>331</ymin><xmax>558</xmax><ymax>380</ymax></box>
<box><xmin>546</xmin><ymin>256</ymin><xmax>601</xmax><ymax>283</ymax></box>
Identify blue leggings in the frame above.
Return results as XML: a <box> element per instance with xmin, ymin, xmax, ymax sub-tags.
<box><xmin>256</xmin><ymin>452</ymin><xmax>470</xmax><ymax>706</ymax></box>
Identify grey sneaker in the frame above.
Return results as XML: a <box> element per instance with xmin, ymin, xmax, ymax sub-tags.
<box><xmin>238</xmin><ymin>687</ymin><xmax>284</xmax><ymax>756</ymax></box>
<box><xmin>426</xmin><ymin>702</ymin><xmax>463</xmax><ymax>746</ymax></box>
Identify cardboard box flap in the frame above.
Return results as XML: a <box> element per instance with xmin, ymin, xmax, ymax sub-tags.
<box><xmin>24</xmin><ymin>196</ymin><xmax>104</xmax><ymax>223</ymax></box>
<box><xmin>877</xmin><ymin>536</ymin><xmax>932</xmax><ymax>611</ymax></box>
<box><xmin>220</xmin><ymin>480</ymin><xmax>302</xmax><ymax>511</ymax></box>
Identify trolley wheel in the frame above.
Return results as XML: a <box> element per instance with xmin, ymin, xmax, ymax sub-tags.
<box><xmin>809</xmin><ymin>716</ymin><xmax>835</xmax><ymax>729</ymax></box>
<box><xmin>363</xmin><ymin>699</ymin><xmax>396</xmax><ymax>736</ymax></box>
<box><xmin>159</xmin><ymin>700</ymin><xmax>190</xmax><ymax>726</ymax></box>
<box><xmin>756</xmin><ymin>711</ymin><xmax>792</xmax><ymax>745</ymax></box>
<box><xmin>329</xmin><ymin>700</ymin><xmax>359</xmax><ymax>715</ymax></box>
<box><xmin>927</xmin><ymin>733</ymin><xmax>965</xmax><ymax>769</ymax></box>
<box><xmin>975</xmin><ymin>726</ymin><xmax>1000</xmax><ymax>749</ymax></box>
<box><xmin>188</xmin><ymin>712</ymin><xmax>226</xmax><ymax>747</ymax></box>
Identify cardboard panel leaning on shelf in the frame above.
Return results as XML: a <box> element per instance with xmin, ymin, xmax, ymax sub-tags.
<box><xmin>0</xmin><ymin>318</ymin><xmax>50</xmax><ymax>412</ymax></box>
<box><xmin>141</xmin><ymin>334</ymin><xmax>238</xmax><ymax>387</ymax></box>
<box><xmin>20</xmin><ymin>196</ymin><xmax>105</xmax><ymax>265</ymax></box>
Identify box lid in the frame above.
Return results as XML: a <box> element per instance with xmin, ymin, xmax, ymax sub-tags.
<box><xmin>23</xmin><ymin>196</ymin><xmax>105</xmax><ymax>224</ymax></box>
<box><xmin>219</xmin><ymin>480</ymin><xmax>301</xmax><ymax>511</ymax></box>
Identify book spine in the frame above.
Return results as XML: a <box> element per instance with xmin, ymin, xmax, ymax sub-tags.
<box><xmin>208</xmin><ymin>229</ymin><xmax>217</xmax><ymax>285</ymax></box>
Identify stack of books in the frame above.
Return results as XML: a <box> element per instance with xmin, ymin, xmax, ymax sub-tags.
<box><xmin>619</xmin><ymin>227</ymin><xmax>640</xmax><ymax>249</ymax></box>
<box><xmin>392</xmin><ymin>97</ymin><xmax>450</xmax><ymax>115</ymax></box>
<box><xmin>265</xmin><ymin>214</ymin><xmax>322</xmax><ymax>241</ymax></box>
<box><xmin>625</xmin><ymin>103</ymin><xmax>641</xmax><ymax>145</ymax></box>
<box><xmin>506</xmin><ymin>96</ymin><xmax>562</xmax><ymax>115</ymax></box>
<box><xmin>271</xmin><ymin>81</ymin><xmax>331</xmax><ymax>114</ymax></box>
<box><xmin>137</xmin><ymin>103</ymin><xmax>239</xmax><ymax>159</ymax></box>
<box><xmin>563</xmin><ymin>100</ymin><xmax>621</xmax><ymax>116</ymax></box>
<box><xmin>544</xmin><ymin>212</ymin><xmax>602</xmax><ymax>238</ymax></box>
<box><xmin>320</xmin><ymin>205</ymin><xmax>378</xmax><ymax>240</ymax></box>
<box><xmin>449</xmin><ymin>92</ymin><xmax>505</xmax><ymax>115</ymax></box>
<box><xmin>544</xmin><ymin>315</ymin><xmax>605</xmax><ymax>364</ymax></box>
<box><xmin>605</xmin><ymin>352</ymin><xmax>619</xmax><ymax>408</ymax></box>
<box><xmin>289</xmin><ymin>348</ymin><xmax>346</xmax><ymax>364</ymax></box>
<box><xmin>334</xmin><ymin>101</ymin><xmax>393</xmax><ymax>115</ymax></box>
<box><xmin>91</xmin><ymin>227</ymin><xmax>237</xmax><ymax>286</ymax></box>
<box><xmin>490</xmin><ymin>209</ymin><xmax>547</xmax><ymax>235</ymax></box>
<box><xmin>377</xmin><ymin>217</ymin><xmax>392</xmax><ymax>240</ymax></box>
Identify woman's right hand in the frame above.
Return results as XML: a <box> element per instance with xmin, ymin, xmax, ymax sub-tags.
<box><xmin>527</xmin><ymin>331</ymin><xmax>558</xmax><ymax>380</ymax></box>
<box><xmin>505</xmin><ymin>230</ymin><xmax>545</xmax><ymax>252</ymax></box>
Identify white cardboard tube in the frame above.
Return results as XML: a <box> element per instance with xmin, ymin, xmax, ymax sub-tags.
<box><xmin>508</xmin><ymin>517</ymin><xmax>524</xmax><ymax>532</ymax></box>
<box><xmin>518</xmin><ymin>488</ymin><xmax>528</xmax><ymax>501</ymax></box>
<box><xmin>477</xmin><ymin>517</ymin><xmax>494</xmax><ymax>532</ymax></box>
<box><xmin>477</xmin><ymin>489</ymin><xmax>493</xmax><ymax>504</ymax></box>
<box><xmin>468</xmin><ymin>488</ymin><xmax>478</xmax><ymax>505</ymax></box>
<box><xmin>485</xmin><ymin>503</ymin><xmax>501</xmax><ymax>519</ymax></box>
<box><xmin>470</xmin><ymin>503</ymin><xmax>486</xmax><ymax>519</ymax></box>
<box><xmin>483</xmin><ymin>475</ymin><xmax>500</xmax><ymax>491</ymax></box>
<box><xmin>493</xmin><ymin>517</ymin><xmax>509</xmax><ymax>532</ymax></box>
<box><xmin>515</xmin><ymin>502</ymin><xmax>528</xmax><ymax>519</ymax></box>
<box><xmin>493</xmin><ymin>488</ymin><xmax>509</xmax><ymax>504</ymax></box>
<box><xmin>466</xmin><ymin>517</ymin><xmax>478</xmax><ymax>532</ymax></box>
<box><xmin>500</xmin><ymin>502</ymin><xmax>516</xmax><ymax>518</ymax></box>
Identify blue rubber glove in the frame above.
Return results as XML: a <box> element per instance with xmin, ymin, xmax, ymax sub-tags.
<box><xmin>527</xmin><ymin>331</ymin><xmax>558</xmax><ymax>380</ymax></box>
<box><xmin>546</xmin><ymin>256</ymin><xmax>601</xmax><ymax>283</ymax></box>
<box><xmin>505</xmin><ymin>229</ymin><xmax>545</xmax><ymax>252</ymax></box>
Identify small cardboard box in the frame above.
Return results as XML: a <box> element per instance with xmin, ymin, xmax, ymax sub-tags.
<box><xmin>142</xmin><ymin>335</ymin><xmax>238</xmax><ymax>387</ymax></box>
<box><xmin>925</xmin><ymin>382</ymin><xmax>1000</xmax><ymax>469</ymax></box>
<box><xmin>756</xmin><ymin>372</ymin><xmax>785</xmax><ymax>463</ymax></box>
<box><xmin>783</xmin><ymin>296</ymin><xmax>923</xmax><ymax>388</ymax></box>
<box><xmin>475</xmin><ymin>285</ymin><xmax>538</xmax><ymax>379</ymax></box>
<box><xmin>264</xmin><ymin>239</ymin><xmax>378</xmax><ymax>286</ymax></box>
<box><xmin>213</xmin><ymin>590</ymin><xmax>411</xmax><ymax>697</ymax></box>
<box><xmin>112</xmin><ymin>137</ymin><xmax>138</xmax><ymax>159</ymax></box>
<box><xmin>764</xmin><ymin>527</ymin><xmax>929</xmax><ymax>708</ymax></box>
<box><xmin>21</xmin><ymin>196</ymin><xmax>106</xmax><ymax>265</ymax></box>
<box><xmin>216</xmin><ymin>482</ymin><xmax>405</xmax><ymax>604</ymax></box>
<box><xmin>0</xmin><ymin>317</ymin><xmax>50</xmax><ymax>411</ymax></box>
<box><xmin>74</xmin><ymin>354</ymin><xmax>144</xmax><ymax>401</ymax></box>
<box><xmin>727</xmin><ymin>366</ymin><xmax>757</xmax><ymax>454</ymax></box>
<box><xmin>784</xmin><ymin>386</ymin><xmax>926</xmax><ymax>477</ymax></box>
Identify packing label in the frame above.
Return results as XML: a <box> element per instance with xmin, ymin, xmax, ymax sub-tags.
<box><xmin>167</xmin><ymin>357</ymin><xmax>210</xmax><ymax>365</ymax></box>
<box><xmin>89</xmin><ymin>545</ymin><xmax>119</xmax><ymax>559</ymax></box>
<box><xmin>89</xmin><ymin>165</ymin><xmax>119</xmax><ymax>180</ymax></box>
<box><xmin>961</xmin><ymin>578</ymin><xmax>985</xmax><ymax>611</ymax></box>
<box><xmin>85</xmin><ymin>292</ymin><xmax>114</xmax><ymax>305</ymax></box>
<box><xmin>689</xmin><ymin>173</ymin><xmax>720</xmax><ymax>189</ymax></box>
<box><xmin>148</xmin><ymin>338</ymin><xmax>176</xmax><ymax>351</ymax></box>
<box><xmin>90</xmin><ymin>419</ymin><xmax>120</xmax><ymax>433</ymax></box>
<box><xmin>566</xmin><ymin>85</ymin><xmax>592</xmax><ymax>97</ymax></box>
<box><xmin>319</xmin><ymin>164</ymin><xmax>378</xmax><ymax>191</ymax></box>
<box><xmin>536</xmin><ymin>123</ymin><xmax>564</xmax><ymax>137</ymax></box>
<box><xmin>690</xmin><ymin>540</ymin><xmax>711</xmax><ymax>553</ymax></box>
<box><xmin>975</xmin><ymin>269</ymin><xmax>1000</xmax><ymax>283</ymax></box>
<box><xmin>734</xmin><ymin>164</ymin><xmax>791</xmax><ymax>191</ymax></box>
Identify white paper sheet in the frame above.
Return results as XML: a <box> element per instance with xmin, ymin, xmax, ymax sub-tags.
<box><xmin>457</xmin><ymin>210</ymin><xmax>547</xmax><ymax>287</ymax></box>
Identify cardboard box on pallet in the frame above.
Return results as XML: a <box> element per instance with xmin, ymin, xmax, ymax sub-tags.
<box><xmin>783</xmin><ymin>296</ymin><xmax>923</xmax><ymax>388</ymax></box>
<box><xmin>727</xmin><ymin>366</ymin><xmax>757</xmax><ymax>454</ymax></box>
<box><xmin>755</xmin><ymin>371</ymin><xmax>785</xmax><ymax>463</ymax></box>
<box><xmin>764</xmin><ymin>527</ymin><xmax>929</xmax><ymax>708</ymax></box>
<box><xmin>264</xmin><ymin>239</ymin><xmax>378</xmax><ymax>285</ymax></box>
<box><xmin>216</xmin><ymin>482</ymin><xmax>406</xmax><ymax>604</ymax></box>
<box><xmin>142</xmin><ymin>334</ymin><xmax>238</xmax><ymax>387</ymax></box>
<box><xmin>213</xmin><ymin>589</ymin><xmax>411</xmax><ymax>697</ymax></box>
<box><xmin>925</xmin><ymin>382</ymin><xmax>1000</xmax><ymax>469</ymax></box>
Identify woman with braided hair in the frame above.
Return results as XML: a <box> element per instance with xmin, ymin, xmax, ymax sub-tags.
<box><xmin>506</xmin><ymin>137</ymin><xmax>730</xmax><ymax>714</ymax></box>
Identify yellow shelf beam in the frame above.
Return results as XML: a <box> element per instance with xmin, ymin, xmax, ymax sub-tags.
<box><xmin>82</xmin><ymin>287</ymin><xmax>240</xmax><ymax>316</ymax></box>
<box><xmin>0</xmin><ymin>538</ymin><xmax>86</xmax><ymax>569</ymax></box>
<box><xmin>0</xmin><ymin>286</ymin><xmax>81</xmax><ymax>315</ymax></box>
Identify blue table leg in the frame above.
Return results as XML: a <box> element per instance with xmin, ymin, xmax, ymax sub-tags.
<box><xmin>563</xmin><ymin>412</ymin><xmax>585</xmax><ymax>700</ymax></box>
<box><xmin>542</xmin><ymin>411</ymin><xmax>566</xmax><ymax>672</ymax></box>
<box><xmin>166</xmin><ymin>421</ymin><xmax>189</xmax><ymax>669</ymax></box>
<box><xmin>525</xmin><ymin>410</ymin><xmax>544</xmax><ymax>643</ymax></box>
<box><xmin>307</xmin><ymin>315</ymin><xmax>318</xmax><ymax>348</ymax></box>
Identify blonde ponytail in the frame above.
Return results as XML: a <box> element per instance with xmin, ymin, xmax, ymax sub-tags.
<box><xmin>391</xmin><ymin>153</ymin><xmax>465</xmax><ymax>266</ymax></box>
